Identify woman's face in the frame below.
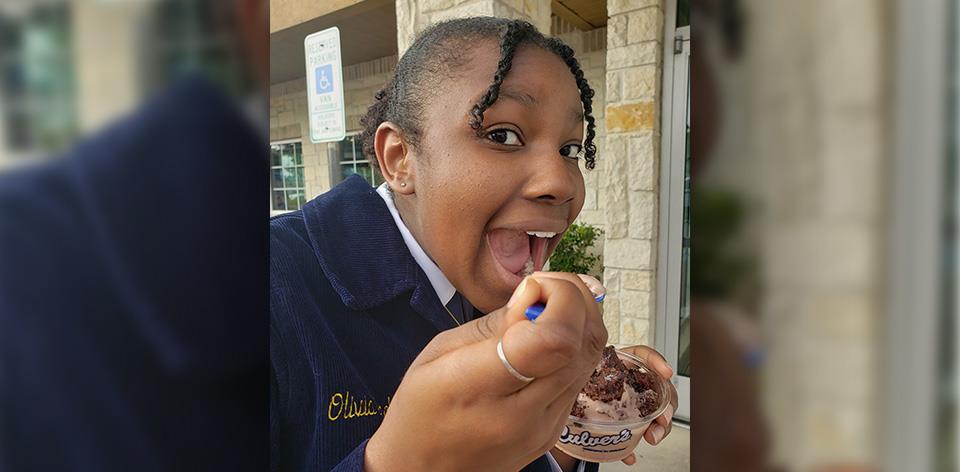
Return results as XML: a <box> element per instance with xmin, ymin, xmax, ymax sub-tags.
<box><xmin>396</xmin><ymin>42</ymin><xmax>587</xmax><ymax>313</ymax></box>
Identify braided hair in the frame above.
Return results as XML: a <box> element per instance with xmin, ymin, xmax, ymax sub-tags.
<box><xmin>359</xmin><ymin>17</ymin><xmax>598</xmax><ymax>170</ymax></box>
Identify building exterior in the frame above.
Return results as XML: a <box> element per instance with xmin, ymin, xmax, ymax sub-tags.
<box><xmin>2</xmin><ymin>0</ymin><xmax>948</xmax><ymax>469</ymax></box>
<box><xmin>268</xmin><ymin>0</ymin><xmax>686</xmax><ymax>390</ymax></box>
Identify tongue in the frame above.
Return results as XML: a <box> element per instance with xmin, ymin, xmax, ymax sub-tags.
<box><xmin>487</xmin><ymin>229</ymin><xmax>531</xmax><ymax>274</ymax></box>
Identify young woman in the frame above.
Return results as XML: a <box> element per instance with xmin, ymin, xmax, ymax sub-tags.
<box><xmin>270</xmin><ymin>17</ymin><xmax>678</xmax><ymax>472</ymax></box>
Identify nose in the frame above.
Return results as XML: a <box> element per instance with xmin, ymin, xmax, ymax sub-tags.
<box><xmin>522</xmin><ymin>148</ymin><xmax>578</xmax><ymax>205</ymax></box>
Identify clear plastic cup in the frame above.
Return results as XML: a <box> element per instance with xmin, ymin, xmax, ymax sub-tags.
<box><xmin>554</xmin><ymin>350</ymin><xmax>672</xmax><ymax>462</ymax></box>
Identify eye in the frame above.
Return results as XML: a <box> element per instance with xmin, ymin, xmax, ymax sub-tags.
<box><xmin>487</xmin><ymin>129</ymin><xmax>523</xmax><ymax>146</ymax></box>
<box><xmin>560</xmin><ymin>143</ymin><xmax>583</xmax><ymax>159</ymax></box>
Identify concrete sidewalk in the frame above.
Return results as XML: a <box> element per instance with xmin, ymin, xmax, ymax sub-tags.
<box><xmin>600</xmin><ymin>425</ymin><xmax>689</xmax><ymax>472</ymax></box>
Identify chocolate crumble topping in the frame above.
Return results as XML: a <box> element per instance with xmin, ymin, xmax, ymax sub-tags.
<box><xmin>570</xmin><ymin>346</ymin><xmax>663</xmax><ymax>419</ymax></box>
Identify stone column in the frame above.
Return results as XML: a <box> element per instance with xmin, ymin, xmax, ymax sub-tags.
<box><xmin>601</xmin><ymin>0</ymin><xmax>664</xmax><ymax>346</ymax></box>
<box><xmin>72</xmin><ymin>0</ymin><xmax>150</xmax><ymax>132</ymax></box>
<box><xmin>751</xmin><ymin>0</ymin><xmax>884</xmax><ymax>468</ymax></box>
<box><xmin>396</xmin><ymin>0</ymin><xmax>550</xmax><ymax>55</ymax></box>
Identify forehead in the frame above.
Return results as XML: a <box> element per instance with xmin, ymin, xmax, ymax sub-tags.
<box><xmin>433</xmin><ymin>41</ymin><xmax>584</xmax><ymax>121</ymax></box>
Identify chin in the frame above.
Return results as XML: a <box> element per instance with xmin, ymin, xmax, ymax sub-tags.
<box><xmin>467</xmin><ymin>273</ymin><xmax>514</xmax><ymax>315</ymax></box>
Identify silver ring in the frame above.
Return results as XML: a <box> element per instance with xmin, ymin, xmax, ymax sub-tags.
<box><xmin>497</xmin><ymin>338</ymin><xmax>535</xmax><ymax>383</ymax></box>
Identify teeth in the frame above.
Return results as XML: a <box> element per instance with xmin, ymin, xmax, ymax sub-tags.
<box><xmin>525</xmin><ymin>231</ymin><xmax>557</xmax><ymax>238</ymax></box>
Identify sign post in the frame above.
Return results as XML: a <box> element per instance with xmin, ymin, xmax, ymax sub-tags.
<box><xmin>304</xmin><ymin>27</ymin><xmax>345</xmax><ymax>143</ymax></box>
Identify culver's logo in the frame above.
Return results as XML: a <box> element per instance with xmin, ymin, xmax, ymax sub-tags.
<box><xmin>558</xmin><ymin>426</ymin><xmax>632</xmax><ymax>447</ymax></box>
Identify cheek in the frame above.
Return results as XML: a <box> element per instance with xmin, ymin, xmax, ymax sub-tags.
<box><xmin>426</xmin><ymin>155</ymin><xmax>520</xmax><ymax>211</ymax></box>
<box><xmin>570</xmin><ymin>169</ymin><xmax>587</xmax><ymax>215</ymax></box>
<box><xmin>419</xmin><ymin>181</ymin><xmax>496</xmax><ymax>249</ymax></box>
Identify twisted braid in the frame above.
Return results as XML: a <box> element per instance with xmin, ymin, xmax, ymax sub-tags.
<box><xmin>468</xmin><ymin>21</ymin><xmax>532</xmax><ymax>130</ymax></box>
<box><xmin>359</xmin><ymin>17</ymin><xmax>599</xmax><ymax>172</ymax></box>
<box><xmin>546</xmin><ymin>39</ymin><xmax>597</xmax><ymax>169</ymax></box>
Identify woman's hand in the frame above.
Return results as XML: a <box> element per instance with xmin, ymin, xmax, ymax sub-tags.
<box><xmin>616</xmin><ymin>345</ymin><xmax>679</xmax><ymax>466</ymax></box>
<box><xmin>365</xmin><ymin>272</ymin><xmax>608</xmax><ymax>472</ymax></box>
<box><xmin>550</xmin><ymin>345</ymin><xmax>679</xmax><ymax>468</ymax></box>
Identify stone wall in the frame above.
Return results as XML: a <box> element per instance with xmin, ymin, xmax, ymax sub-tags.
<box><xmin>342</xmin><ymin>55</ymin><xmax>398</xmax><ymax>132</ymax></box>
<box><xmin>557</xmin><ymin>27</ymin><xmax>608</xmax><ymax>233</ymax></box>
<box><xmin>748</xmin><ymin>0</ymin><xmax>884</xmax><ymax>468</ymax></box>
<box><xmin>73</xmin><ymin>0</ymin><xmax>150</xmax><ymax>132</ymax></box>
<box><xmin>396</xmin><ymin>0</ymin><xmax>551</xmax><ymax>54</ymax></box>
<box><xmin>601</xmin><ymin>0</ymin><xmax>664</xmax><ymax>346</ymax></box>
<box><xmin>550</xmin><ymin>27</ymin><xmax>609</xmax><ymax>280</ymax></box>
<box><xmin>269</xmin><ymin>55</ymin><xmax>395</xmax><ymax>212</ymax></box>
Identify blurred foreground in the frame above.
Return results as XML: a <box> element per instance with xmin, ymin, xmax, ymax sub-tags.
<box><xmin>0</xmin><ymin>0</ymin><xmax>269</xmax><ymax>470</ymax></box>
<box><xmin>691</xmin><ymin>0</ymin><xmax>956</xmax><ymax>471</ymax></box>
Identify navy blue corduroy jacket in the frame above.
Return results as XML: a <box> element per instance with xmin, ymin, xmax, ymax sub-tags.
<box><xmin>0</xmin><ymin>77</ymin><xmax>268</xmax><ymax>471</ymax></box>
<box><xmin>270</xmin><ymin>175</ymin><xmax>598</xmax><ymax>472</ymax></box>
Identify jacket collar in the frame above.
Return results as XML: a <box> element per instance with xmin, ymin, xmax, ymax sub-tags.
<box><xmin>301</xmin><ymin>175</ymin><xmax>455</xmax><ymax>330</ymax></box>
<box><xmin>374</xmin><ymin>183</ymin><xmax>457</xmax><ymax>306</ymax></box>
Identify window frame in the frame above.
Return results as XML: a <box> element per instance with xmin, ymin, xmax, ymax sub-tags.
<box><xmin>0</xmin><ymin>3</ymin><xmax>77</xmax><ymax>158</ymax></box>
<box><xmin>328</xmin><ymin>132</ymin><xmax>382</xmax><ymax>188</ymax></box>
<box><xmin>269</xmin><ymin>139</ymin><xmax>306</xmax><ymax>213</ymax></box>
<box><xmin>139</xmin><ymin>0</ymin><xmax>248</xmax><ymax>97</ymax></box>
<box><xmin>655</xmin><ymin>0</ymin><xmax>691</xmax><ymax>422</ymax></box>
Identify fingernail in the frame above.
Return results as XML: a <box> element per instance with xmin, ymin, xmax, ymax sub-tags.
<box><xmin>652</xmin><ymin>424</ymin><xmax>665</xmax><ymax>444</ymax></box>
<box><xmin>507</xmin><ymin>277</ymin><xmax>528</xmax><ymax>308</ymax></box>
<box><xmin>576</xmin><ymin>274</ymin><xmax>606</xmax><ymax>302</ymax></box>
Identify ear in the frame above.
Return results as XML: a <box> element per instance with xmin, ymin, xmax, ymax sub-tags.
<box><xmin>374</xmin><ymin>122</ymin><xmax>415</xmax><ymax>195</ymax></box>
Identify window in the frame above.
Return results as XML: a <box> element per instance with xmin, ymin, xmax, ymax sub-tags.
<box><xmin>140</xmin><ymin>0</ymin><xmax>250</xmax><ymax>98</ymax></box>
<box><xmin>329</xmin><ymin>134</ymin><xmax>382</xmax><ymax>187</ymax></box>
<box><xmin>270</xmin><ymin>141</ymin><xmax>306</xmax><ymax>212</ymax></box>
<box><xmin>676</xmin><ymin>0</ymin><xmax>689</xmax><ymax>27</ymax></box>
<box><xmin>0</xmin><ymin>3</ymin><xmax>77</xmax><ymax>156</ymax></box>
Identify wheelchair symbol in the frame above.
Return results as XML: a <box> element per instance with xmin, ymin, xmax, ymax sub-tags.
<box><xmin>315</xmin><ymin>64</ymin><xmax>334</xmax><ymax>94</ymax></box>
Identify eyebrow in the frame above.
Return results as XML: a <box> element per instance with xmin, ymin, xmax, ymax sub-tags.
<box><xmin>498</xmin><ymin>87</ymin><xmax>585</xmax><ymax>125</ymax></box>
<box><xmin>499</xmin><ymin>88</ymin><xmax>539</xmax><ymax>107</ymax></box>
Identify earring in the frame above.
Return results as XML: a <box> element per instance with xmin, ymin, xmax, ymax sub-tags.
<box><xmin>400</xmin><ymin>182</ymin><xmax>407</xmax><ymax>187</ymax></box>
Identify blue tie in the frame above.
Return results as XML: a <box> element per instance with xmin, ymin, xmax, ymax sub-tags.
<box><xmin>444</xmin><ymin>292</ymin><xmax>474</xmax><ymax>325</ymax></box>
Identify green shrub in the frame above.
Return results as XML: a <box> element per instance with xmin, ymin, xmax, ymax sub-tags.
<box><xmin>549</xmin><ymin>222</ymin><xmax>603</xmax><ymax>277</ymax></box>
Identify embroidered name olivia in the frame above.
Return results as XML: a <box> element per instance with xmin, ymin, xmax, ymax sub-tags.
<box><xmin>557</xmin><ymin>426</ymin><xmax>632</xmax><ymax>447</ymax></box>
<box><xmin>327</xmin><ymin>392</ymin><xmax>391</xmax><ymax>422</ymax></box>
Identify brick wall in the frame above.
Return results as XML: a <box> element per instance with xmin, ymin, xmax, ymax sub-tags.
<box><xmin>269</xmin><ymin>55</ymin><xmax>395</xmax><ymax>211</ymax></box>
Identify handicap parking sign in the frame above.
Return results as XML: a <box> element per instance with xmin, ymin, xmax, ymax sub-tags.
<box><xmin>304</xmin><ymin>27</ymin><xmax>344</xmax><ymax>143</ymax></box>
<box><xmin>315</xmin><ymin>64</ymin><xmax>334</xmax><ymax>94</ymax></box>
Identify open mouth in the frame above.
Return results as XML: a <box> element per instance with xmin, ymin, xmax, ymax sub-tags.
<box><xmin>486</xmin><ymin>228</ymin><xmax>563</xmax><ymax>282</ymax></box>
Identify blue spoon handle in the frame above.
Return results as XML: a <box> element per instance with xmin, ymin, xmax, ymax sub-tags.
<box><xmin>524</xmin><ymin>293</ymin><xmax>605</xmax><ymax>322</ymax></box>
